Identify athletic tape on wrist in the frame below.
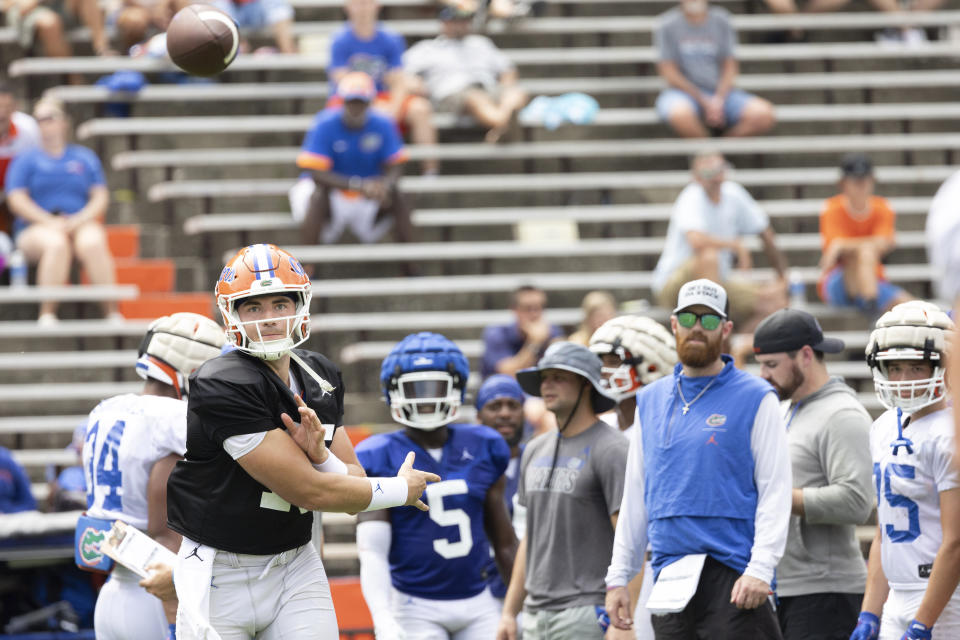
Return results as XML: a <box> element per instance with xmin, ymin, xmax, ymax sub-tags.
<box><xmin>363</xmin><ymin>477</ymin><xmax>408</xmax><ymax>511</ymax></box>
<box><xmin>313</xmin><ymin>450</ymin><xmax>348</xmax><ymax>475</ymax></box>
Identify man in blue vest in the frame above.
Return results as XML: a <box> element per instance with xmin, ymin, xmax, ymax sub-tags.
<box><xmin>604</xmin><ymin>278</ymin><xmax>791</xmax><ymax>639</ymax></box>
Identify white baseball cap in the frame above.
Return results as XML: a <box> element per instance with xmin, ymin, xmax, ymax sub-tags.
<box><xmin>673</xmin><ymin>278</ymin><xmax>728</xmax><ymax>317</ymax></box>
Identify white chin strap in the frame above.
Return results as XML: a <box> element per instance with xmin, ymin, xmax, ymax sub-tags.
<box><xmin>233</xmin><ymin>313</ymin><xmax>304</xmax><ymax>361</ymax></box>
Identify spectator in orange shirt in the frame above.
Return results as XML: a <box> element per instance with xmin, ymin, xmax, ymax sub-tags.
<box><xmin>818</xmin><ymin>153</ymin><xmax>912</xmax><ymax>315</ymax></box>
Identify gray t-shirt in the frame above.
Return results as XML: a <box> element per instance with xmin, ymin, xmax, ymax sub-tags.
<box><xmin>518</xmin><ymin>421</ymin><xmax>628</xmax><ymax>610</ymax></box>
<box><xmin>655</xmin><ymin>6</ymin><xmax>736</xmax><ymax>94</ymax></box>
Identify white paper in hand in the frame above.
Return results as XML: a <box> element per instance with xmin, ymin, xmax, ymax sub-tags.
<box><xmin>100</xmin><ymin>520</ymin><xmax>178</xmax><ymax>578</ymax></box>
<box><xmin>645</xmin><ymin>553</ymin><xmax>707</xmax><ymax>615</ymax></box>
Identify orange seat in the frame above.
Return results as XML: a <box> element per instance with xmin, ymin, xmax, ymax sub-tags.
<box><xmin>118</xmin><ymin>292</ymin><xmax>215</xmax><ymax>320</ymax></box>
<box><xmin>84</xmin><ymin>259</ymin><xmax>176</xmax><ymax>294</ymax></box>
<box><xmin>105</xmin><ymin>225</ymin><xmax>140</xmax><ymax>260</ymax></box>
<box><xmin>330</xmin><ymin>577</ymin><xmax>374</xmax><ymax>640</ymax></box>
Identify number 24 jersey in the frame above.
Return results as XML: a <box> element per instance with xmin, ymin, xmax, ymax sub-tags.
<box><xmin>356</xmin><ymin>423</ymin><xmax>509</xmax><ymax>600</ymax></box>
<box><xmin>870</xmin><ymin>406</ymin><xmax>959</xmax><ymax>590</ymax></box>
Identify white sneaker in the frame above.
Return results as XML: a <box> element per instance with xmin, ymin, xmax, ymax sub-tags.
<box><xmin>37</xmin><ymin>313</ymin><xmax>59</xmax><ymax>326</ymax></box>
<box><xmin>106</xmin><ymin>312</ymin><xmax>125</xmax><ymax>324</ymax></box>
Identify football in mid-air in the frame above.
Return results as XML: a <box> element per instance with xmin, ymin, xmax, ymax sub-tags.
<box><xmin>165</xmin><ymin>4</ymin><xmax>239</xmax><ymax>77</ymax></box>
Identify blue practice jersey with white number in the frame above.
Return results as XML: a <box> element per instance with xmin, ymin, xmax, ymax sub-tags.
<box><xmin>870</xmin><ymin>406</ymin><xmax>960</xmax><ymax>591</ymax></box>
<box><xmin>356</xmin><ymin>423</ymin><xmax>510</xmax><ymax>600</ymax></box>
<box><xmin>82</xmin><ymin>394</ymin><xmax>186</xmax><ymax>530</ymax></box>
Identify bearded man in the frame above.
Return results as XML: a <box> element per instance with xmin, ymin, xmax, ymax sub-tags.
<box><xmin>752</xmin><ymin>308</ymin><xmax>874</xmax><ymax>640</ymax></box>
<box><xmin>605</xmin><ymin>278</ymin><xmax>791</xmax><ymax>639</ymax></box>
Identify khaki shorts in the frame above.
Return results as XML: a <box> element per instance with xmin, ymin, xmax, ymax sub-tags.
<box><xmin>438</xmin><ymin>83</ymin><xmax>499</xmax><ymax>114</ymax></box>
<box><xmin>6</xmin><ymin>0</ymin><xmax>73</xmax><ymax>49</ymax></box>
<box><xmin>655</xmin><ymin>258</ymin><xmax>758</xmax><ymax>327</ymax></box>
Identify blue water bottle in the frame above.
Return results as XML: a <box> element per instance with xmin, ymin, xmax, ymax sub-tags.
<box><xmin>8</xmin><ymin>250</ymin><xmax>27</xmax><ymax>288</ymax></box>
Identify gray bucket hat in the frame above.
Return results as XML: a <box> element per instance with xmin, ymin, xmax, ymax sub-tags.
<box><xmin>516</xmin><ymin>341</ymin><xmax>618</xmax><ymax>413</ymax></box>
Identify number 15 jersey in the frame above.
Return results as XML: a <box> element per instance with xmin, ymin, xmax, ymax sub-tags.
<box><xmin>82</xmin><ymin>393</ymin><xmax>187</xmax><ymax>529</ymax></box>
<box><xmin>870</xmin><ymin>406</ymin><xmax>960</xmax><ymax>591</ymax></box>
<box><xmin>356</xmin><ymin>424</ymin><xmax>509</xmax><ymax>600</ymax></box>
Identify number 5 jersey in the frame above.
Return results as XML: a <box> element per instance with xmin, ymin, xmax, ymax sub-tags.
<box><xmin>870</xmin><ymin>406</ymin><xmax>960</xmax><ymax>591</ymax></box>
<box><xmin>355</xmin><ymin>424</ymin><xmax>509</xmax><ymax>599</ymax></box>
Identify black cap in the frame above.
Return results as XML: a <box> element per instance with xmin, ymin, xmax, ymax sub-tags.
<box><xmin>752</xmin><ymin>309</ymin><xmax>845</xmax><ymax>355</ymax></box>
<box><xmin>840</xmin><ymin>153</ymin><xmax>873</xmax><ymax>178</ymax></box>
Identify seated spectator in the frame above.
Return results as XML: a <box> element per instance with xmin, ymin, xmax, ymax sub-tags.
<box><xmin>291</xmin><ymin>72</ymin><xmax>414</xmax><ymax>248</ymax></box>
<box><xmin>404</xmin><ymin>0</ymin><xmax>529</xmax><ymax>143</ymax></box>
<box><xmin>652</xmin><ymin>150</ymin><xmax>787</xmax><ymax>334</ymax></box>
<box><xmin>481</xmin><ymin>284</ymin><xmax>563</xmax><ymax>378</ymax></box>
<box><xmin>761</xmin><ymin>0</ymin><xmax>936</xmax><ymax>45</ymax></box>
<box><xmin>5</xmin><ymin>99</ymin><xmax>119</xmax><ymax>325</ymax></box>
<box><xmin>0</xmin><ymin>83</ymin><xmax>40</xmax><ymax>235</ymax></box>
<box><xmin>566</xmin><ymin>290</ymin><xmax>617</xmax><ymax>346</ymax></box>
<box><xmin>818</xmin><ymin>153</ymin><xmax>911</xmax><ymax>315</ymax></box>
<box><xmin>329</xmin><ymin>0</ymin><xmax>439</xmax><ymax>175</ymax></box>
<box><xmin>0</xmin><ymin>445</ymin><xmax>36</xmax><ymax>513</ymax></box>
<box><xmin>2</xmin><ymin>0</ymin><xmax>112</xmax><ymax>57</ymax></box>
<box><xmin>655</xmin><ymin>0</ymin><xmax>775</xmax><ymax>138</ymax></box>
<box><xmin>114</xmin><ymin>0</ymin><xmax>191</xmax><ymax>53</ymax></box>
<box><xmin>212</xmin><ymin>0</ymin><xmax>296</xmax><ymax>53</ymax></box>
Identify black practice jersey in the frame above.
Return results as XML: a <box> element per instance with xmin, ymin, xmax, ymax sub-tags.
<box><xmin>167</xmin><ymin>349</ymin><xmax>344</xmax><ymax>554</ymax></box>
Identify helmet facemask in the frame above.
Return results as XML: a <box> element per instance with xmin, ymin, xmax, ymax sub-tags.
<box><xmin>597</xmin><ymin>347</ymin><xmax>642</xmax><ymax>401</ymax></box>
<box><xmin>871</xmin><ymin>349</ymin><xmax>946</xmax><ymax>412</ymax></box>
<box><xmin>222</xmin><ymin>290</ymin><xmax>312</xmax><ymax>361</ymax></box>
<box><xmin>387</xmin><ymin>370</ymin><xmax>463</xmax><ymax>430</ymax></box>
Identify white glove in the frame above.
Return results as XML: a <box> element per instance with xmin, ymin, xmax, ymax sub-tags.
<box><xmin>373</xmin><ymin>611</ymin><xmax>407</xmax><ymax>640</ymax></box>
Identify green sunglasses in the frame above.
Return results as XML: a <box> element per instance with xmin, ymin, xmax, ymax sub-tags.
<box><xmin>676</xmin><ymin>311</ymin><xmax>724</xmax><ymax>331</ymax></box>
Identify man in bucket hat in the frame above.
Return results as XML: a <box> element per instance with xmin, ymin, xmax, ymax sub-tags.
<box><xmin>496</xmin><ymin>342</ymin><xmax>627</xmax><ymax>640</ymax></box>
<box><xmin>605</xmin><ymin>278</ymin><xmax>791</xmax><ymax>640</ymax></box>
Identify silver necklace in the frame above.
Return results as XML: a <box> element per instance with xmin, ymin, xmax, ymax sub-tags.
<box><xmin>676</xmin><ymin>375</ymin><xmax>719</xmax><ymax>415</ymax></box>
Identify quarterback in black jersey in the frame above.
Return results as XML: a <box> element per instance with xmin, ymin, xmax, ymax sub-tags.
<box><xmin>166</xmin><ymin>243</ymin><xmax>439</xmax><ymax>640</ymax></box>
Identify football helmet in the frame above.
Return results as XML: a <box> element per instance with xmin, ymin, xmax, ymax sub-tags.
<box><xmin>216</xmin><ymin>243</ymin><xmax>312</xmax><ymax>361</ymax></box>
<box><xmin>866</xmin><ymin>300</ymin><xmax>954</xmax><ymax>412</ymax></box>
<box><xmin>381</xmin><ymin>332</ymin><xmax>470</xmax><ymax>430</ymax></box>
<box><xmin>135</xmin><ymin>312</ymin><xmax>226</xmax><ymax>398</ymax></box>
<box><xmin>588</xmin><ymin>315</ymin><xmax>678</xmax><ymax>400</ymax></box>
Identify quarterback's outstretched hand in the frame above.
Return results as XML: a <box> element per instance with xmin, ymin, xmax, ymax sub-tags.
<box><xmin>282</xmin><ymin>394</ymin><xmax>328</xmax><ymax>464</ymax></box>
<box><xmin>849</xmin><ymin>611</ymin><xmax>880</xmax><ymax>640</ymax></box>
<box><xmin>397</xmin><ymin>452</ymin><xmax>440</xmax><ymax>511</ymax></box>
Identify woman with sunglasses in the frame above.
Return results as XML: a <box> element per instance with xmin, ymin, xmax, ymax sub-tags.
<box><xmin>4</xmin><ymin>98</ymin><xmax>119</xmax><ymax>324</ymax></box>
<box><xmin>605</xmin><ymin>278</ymin><xmax>791</xmax><ymax>640</ymax></box>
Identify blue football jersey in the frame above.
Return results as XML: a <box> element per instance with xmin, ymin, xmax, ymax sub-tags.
<box><xmin>356</xmin><ymin>423</ymin><xmax>510</xmax><ymax>599</ymax></box>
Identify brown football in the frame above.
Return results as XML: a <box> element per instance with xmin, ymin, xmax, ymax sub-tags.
<box><xmin>165</xmin><ymin>4</ymin><xmax>239</xmax><ymax>77</ymax></box>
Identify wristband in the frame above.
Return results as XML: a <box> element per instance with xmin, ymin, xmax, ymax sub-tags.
<box><xmin>313</xmin><ymin>450</ymin><xmax>347</xmax><ymax>475</ymax></box>
<box><xmin>167</xmin><ymin>623</ymin><xmax>176</xmax><ymax>640</ymax></box>
<box><xmin>363</xmin><ymin>477</ymin><xmax>408</xmax><ymax>512</ymax></box>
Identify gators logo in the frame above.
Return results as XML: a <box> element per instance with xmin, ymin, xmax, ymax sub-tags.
<box><xmin>78</xmin><ymin>527</ymin><xmax>106</xmax><ymax>566</ymax></box>
<box><xmin>705</xmin><ymin>413</ymin><xmax>727</xmax><ymax>427</ymax></box>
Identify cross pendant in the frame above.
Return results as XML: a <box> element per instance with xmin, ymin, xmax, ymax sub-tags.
<box><xmin>682</xmin><ymin>405</ymin><xmax>690</xmax><ymax>415</ymax></box>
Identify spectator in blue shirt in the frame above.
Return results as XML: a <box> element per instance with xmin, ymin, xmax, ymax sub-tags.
<box><xmin>328</xmin><ymin>0</ymin><xmax>438</xmax><ymax>174</ymax></box>
<box><xmin>0</xmin><ymin>446</ymin><xmax>36</xmax><ymax>513</ymax></box>
<box><xmin>292</xmin><ymin>72</ymin><xmax>413</xmax><ymax>251</ymax></box>
<box><xmin>481</xmin><ymin>285</ymin><xmax>563</xmax><ymax>379</ymax></box>
<box><xmin>5</xmin><ymin>99</ymin><xmax>118</xmax><ymax>325</ymax></box>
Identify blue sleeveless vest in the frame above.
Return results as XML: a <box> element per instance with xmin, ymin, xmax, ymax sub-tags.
<box><xmin>638</xmin><ymin>356</ymin><xmax>774</xmax><ymax>572</ymax></box>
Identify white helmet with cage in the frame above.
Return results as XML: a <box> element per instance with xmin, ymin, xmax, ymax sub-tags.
<box><xmin>865</xmin><ymin>300</ymin><xmax>954</xmax><ymax>412</ymax></box>
<box><xmin>135</xmin><ymin>312</ymin><xmax>226</xmax><ymax>398</ymax></box>
<box><xmin>588</xmin><ymin>315</ymin><xmax>678</xmax><ymax>400</ymax></box>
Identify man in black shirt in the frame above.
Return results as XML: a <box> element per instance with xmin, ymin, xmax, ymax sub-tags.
<box><xmin>166</xmin><ymin>243</ymin><xmax>439</xmax><ymax>640</ymax></box>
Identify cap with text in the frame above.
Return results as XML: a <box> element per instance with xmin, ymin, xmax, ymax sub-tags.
<box><xmin>336</xmin><ymin>71</ymin><xmax>376</xmax><ymax>102</ymax></box>
<box><xmin>752</xmin><ymin>308</ymin><xmax>845</xmax><ymax>354</ymax></box>
<box><xmin>673</xmin><ymin>278</ymin><xmax>728</xmax><ymax>317</ymax></box>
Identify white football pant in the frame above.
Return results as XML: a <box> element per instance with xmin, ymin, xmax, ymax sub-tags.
<box><xmin>880</xmin><ymin>588</ymin><xmax>960</xmax><ymax>640</ymax></box>
<box><xmin>94</xmin><ymin>565</ymin><xmax>168</xmax><ymax>640</ymax></box>
<box><xmin>392</xmin><ymin>588</ymin><xmax>501</xmax><ymax>640</ymax></box>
